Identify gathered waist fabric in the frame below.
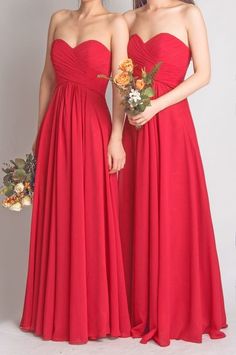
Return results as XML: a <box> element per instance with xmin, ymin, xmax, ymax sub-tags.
<box><xmin>55</xmin><ymin>79</ymin><xmax>107</xmax><ymax>99</ymax></box>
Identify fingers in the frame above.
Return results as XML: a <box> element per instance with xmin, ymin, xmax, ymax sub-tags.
<box><xmin>133</xmin><ymin>117</ymin><xmax>147</xmax><ymax>125</ymax></box>
<box><xmin>128</xmin><ymin>114</ymin><xmax>141</xmax><ymax>124</ymax></box>
<box><xmin>128</xmin><ymin>114</ymin><xmax>142</xmax><ymax>121</ymax></box>
<box><xmin>109</xmin><ymin>158</ymin><xmax>118</xmax><ymax>174</ymax></box>
<box><xmin>120</xmin><ymin>158</ymin><xmax>126</xmax><ymax>170</ymax></box>
<box><xmin>107</xmin><ymin>153</ymin><xmax>112</xmax><ymax>171</ymax></box>
<box><xmin>109</xmin><ymin>157</ymin><xmax>126</xmax><ymax>174</ymax></box>
<box><xmin>118</xmin><ymin>157</ymin><xmax>126</xmax><ymax>171</ymax></box>
<box><xmin>129</xmin><ymin>118</ymin><xmax>146</xmax><ymax>127</ymax></box>
<box><xmin>128</xmin><ymin>114</ymin><xmax>146</xmax><ymax>126</ymax></box>
<box><xmin>128</xmin><ymin>118</ymin><xmax>136</xmax><ymax>126</ymax></box>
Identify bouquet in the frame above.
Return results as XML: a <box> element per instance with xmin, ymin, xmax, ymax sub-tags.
<box><xmin>0</xmin><ymin>153</ymin><xmax>36</xmax><ymax>211</ymax></box>
<box><xmin>98</xmin><ymin>58</ymin><xmax>161</xmax><ymax>118</ymax></box>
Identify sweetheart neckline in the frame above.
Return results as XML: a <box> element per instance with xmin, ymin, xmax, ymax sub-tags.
<box><xmin>129</xmin><ymin>32</ymin><xmax>190</xmax><ymax>51</ymax></box>
<box><xmin>52</xmin><ymin>38</ymin><xmax>111</xmax><ymax>53</ymax></box>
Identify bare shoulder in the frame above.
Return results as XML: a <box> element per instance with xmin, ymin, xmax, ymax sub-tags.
<box><xmin>50</xmin><ymin>9</ymin><xmax>71</xmax><ymax>26</ymax></box>
<box><xmin>123</xmin><ymin>9</ymin><xmax>136</xmax><ymax>21</ymax></box>
<box><xmin>181</xmin><ymin>4</ymin><xmax>204</xmax><ymax>22</ymax></box>
<box><xmin>108</xmin><ymin>13</ymin><xmax>129</xmax><ymax>32</ymax></box>
<box><xmin>123</xmin><ymin>9</ymin><xmax>137</xmax><ymax>29</ymax></box>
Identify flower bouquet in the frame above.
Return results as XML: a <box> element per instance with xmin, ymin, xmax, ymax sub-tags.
<box><xmin>0</xmin><ymin>153</ymin><xmax>36</xmax><ymax>211</ymax></box>
<box><xmin>98</xmin><ymin>58</ymin><xmax>161</xmax><ymax>118</ymax></box>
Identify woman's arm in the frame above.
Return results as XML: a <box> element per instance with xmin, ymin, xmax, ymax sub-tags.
<box><xmin>129</xmin><ymin>5</ymin><xmax>211</xmax><ymax>126</ymax></box>
<box><xmin>32</xmin><ymin>12</ymin><xmax>62</xmax><ymax>152</ymax></box>
<box><xmin>108</xmin><ymin>15</ymin><xmax>129</xmax><ymax>173</ymax></box>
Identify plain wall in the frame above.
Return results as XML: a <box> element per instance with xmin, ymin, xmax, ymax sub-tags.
<box><xmin>0</xmin><ymin>0</ymin><xmax>235</xmax><ymax>323</ymax></box>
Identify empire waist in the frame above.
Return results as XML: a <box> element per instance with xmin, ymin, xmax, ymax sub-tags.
<box><xmin>55</xmin><ymin>77</ymin><xmax>107</xmax><ymax>98</ymax></box>
<box><xmin>133</xmin><ymin>62</ymin><xmax>187</xmax><ymax>89</ymax></box>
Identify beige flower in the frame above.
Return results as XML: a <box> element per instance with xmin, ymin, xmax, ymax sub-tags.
<box><xmin>119</xmin><ymin>58</ymin><xmax>134</xmax><ymax>73</ymax></box>
<box><xmin>14</xmin><ymin>182</ymin><xmax>24</xmax><ymax>194</ymax></box>
<box><xmin>21</xmin><ymin>195</ymin><xmax>32</xmax><ymax>206</ymax></box>
<box><xmin>9</xmin><ymin>202</ymin><xmax>22</xmax><ymax>211</ymax></box>
<box><xmin>135</xmin><ymin>79</ymin><xmax>145</xmax><ymax>90</ymax></box>
<box><xmin>114</xmin><ymin>72</ymin><xmax>131</xmax><ymax>87</ymax></box>
<box><xmin>141</xmin><ymin>68</ymin><xmax>147</xmax><ymax>78</ymax></box>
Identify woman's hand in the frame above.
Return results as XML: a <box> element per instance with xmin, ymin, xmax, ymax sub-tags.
<box><xmin>107</xmin><ymin>137</ymin><xmax>126</xmax><ymax>174</ymax></box>
<box><xmin>128</xmin><ymin>99</ymin><xmax>160</xmax><ymax>127</ymax></box>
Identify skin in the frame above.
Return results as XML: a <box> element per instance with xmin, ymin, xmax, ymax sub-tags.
<box><xmin>32</xmin><ymin>0</ymin><xmax>129</xmax><ymax>173</ymax></box>
<box><xmin>124</xmin><ymin>0</ymin><xmax>211</xmax><ymax>127</ymax></box>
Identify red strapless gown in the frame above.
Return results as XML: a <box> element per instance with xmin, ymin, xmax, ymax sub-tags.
<box><xmin>19</xmin><ymin>39</ymin><xmax>130</xmax><ymax>344</ymax></box>
<box><xmin>119</xmin><ymin>33</ymin><xmax>227</xmax><ymax>346</ymax></box>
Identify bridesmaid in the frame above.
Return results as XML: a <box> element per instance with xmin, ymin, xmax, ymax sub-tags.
<box><xmin>20</xmin><ymin>0</ymin><xmax>131</xmax><ymax>344</ymax></box>
<box><xmin>119</xmin><ymin>0</ymin><xmax>227</xmax><ymax>346</ymax></box>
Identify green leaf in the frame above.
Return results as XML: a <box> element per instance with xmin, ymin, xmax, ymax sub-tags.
<box><xmin>2</xmin><ymin>167</ymin><xmax>13</xmax><ymax>174</ymax></box>
<box><xmin>3</xmin><ymin>174</ymin><xmax>13</xmax><ymax>185</ymax></box>
<box><xmin>143</xmin><ymin>87</ymin><xmax>155</xmax><ymax>98</ymax></box>
<box><xmin>10</xmin><ymin>159</ymin><xmax>17</xmax><ymax>167</ymax></box>
<box><xmin>25</xmin><ymin>173</ymin><xmax>32</xmax><ymax>181</ymax></box>
<box><xmin>15</xmin><ymin>158</ymin><xmax>26</xmax><ymax>169</ymax></box>
<box><xmin>0</xmin><ymin>186</ymin><xmax>7</xmax><ymax>195</ymax></box>
<box><xmin>149</xmin><ymin>62</ymin><xmax>162</xmax><ymax>79</ymax></box>
<box><xmin>142</xmin><ymin>98</ymin><xmax>151</xmax><ymax>106</ymax></box>
<box><xmin>127</xmin><ymin>109</ymin><xmax>139</xmax><ymax>116</ymax></box>
<box><xmin>5</xmin><ymin>184</ymin><xmax>14</xmax><ymax>197</ymax></box>
<box><xmin>138</xmin><ymin>104</ymin><xmax>146</xmax><ymax>112</ymax></box>
<box><xmin>143</xmin><ymin>75</ymin><xmax>152</xmax><ymax>85</ymax></box>
<box><xmin>13</xmin><ymin>168</ymin><xmax>26</xmax><ymax>180</ymax></box>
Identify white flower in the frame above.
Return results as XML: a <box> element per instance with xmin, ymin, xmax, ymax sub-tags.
<box><xmin>21</xmin><ymin>195</ymin><xmax>32</xmax><ymax>206</ymax></box>
<box><xmin>9</xmin><ymin>202</ymin><xmax>22</xmax><ymax>211</ymax></box>
<box><xmin>129</xmin><ymin>89</ymin><xmax>141</xmax><ymax>103</ymax></box>
<box><xmin>14</xmin><ymin>182</ymin><xmax>24</xmax><ymax>194</ymax></box>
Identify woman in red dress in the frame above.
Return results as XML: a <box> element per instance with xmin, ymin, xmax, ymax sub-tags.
<box><xmin>19</xmin><ymin>0</ymin><xmax>131</xmax><ymax>344</ymax></box>
<box><xmin>119</xmin><ymin>0</ymin><xmax>227</xmax><ymax>346</ymax></box>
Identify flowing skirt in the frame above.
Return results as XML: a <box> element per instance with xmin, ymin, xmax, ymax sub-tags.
<box><xmin>20</xmin><ymin>83</ymin><xmax>130</xmax><ymax>344</ymax></box>
<box><xmin>119</xmin><ymin>81</ymin><xmax>227</xmax><ymax>346</ymax></box>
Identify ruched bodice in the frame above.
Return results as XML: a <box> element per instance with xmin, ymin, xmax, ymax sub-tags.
<box><xmin>51</xmin><ymin>39</ymin><xmax>111</xmax><ymax>96</ymax></box>
<box><xmin>128</xmin><ymin>33</ymin><xmax>191</xmax><ymax>90</ymax></box>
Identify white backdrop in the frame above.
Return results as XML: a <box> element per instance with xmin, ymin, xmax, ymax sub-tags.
<box><xmin>0</xmin><ymin>0</ymin><xmax>235</xmax><ymax>325</ymax></box>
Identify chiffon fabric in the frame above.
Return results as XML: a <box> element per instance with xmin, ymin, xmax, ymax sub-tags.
<box><xmin>19</xmin><ymin>39</ymin><xmax>131</xmax><ymax>344</ymax></box>
<box><xmin>119</xmin><ymin>33</ymin><xmax>227</xmax><ymax>346</ymax></box>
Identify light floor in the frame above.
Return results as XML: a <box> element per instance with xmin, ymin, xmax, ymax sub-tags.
<box><xmin>0</xmin><ymin>315</ymin><xmax>235</xmax><ymax>355</ymax></box>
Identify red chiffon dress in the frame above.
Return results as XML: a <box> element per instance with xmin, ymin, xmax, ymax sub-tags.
<box><xmin>119</xmin><ymin>33</ymin><xmax>227</xmax><ymax>346</ymax></box>
<box><xmin>19</xmin><ymin>39</ymin><xmax>130</xmax><ymax>344</ymax></box>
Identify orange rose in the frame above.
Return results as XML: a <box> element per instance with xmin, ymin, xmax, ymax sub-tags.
<box><xmin>114</xmin><ymin>72</ymin><xmax>131</xmax><ymax>87</ymax></box>
<box><xmin>119</xmin><ymin>59</ymin><xmax>134</xmax><ymax>73</ymax></box>
<box><xmin>135</xmin><ymin>79</ymin><xmax>145</xmax><ymax>90</ymax></box>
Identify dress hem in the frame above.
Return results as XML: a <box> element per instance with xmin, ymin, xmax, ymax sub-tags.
<box><xmin>131</xmin><ymin>323</ymin><xmax>228</xmax><ymax>347</ymax></box>
<box><xmin>19</xmin><ymin>324</ymin><xmax>131</xmax><ymax>344</ymax></box>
